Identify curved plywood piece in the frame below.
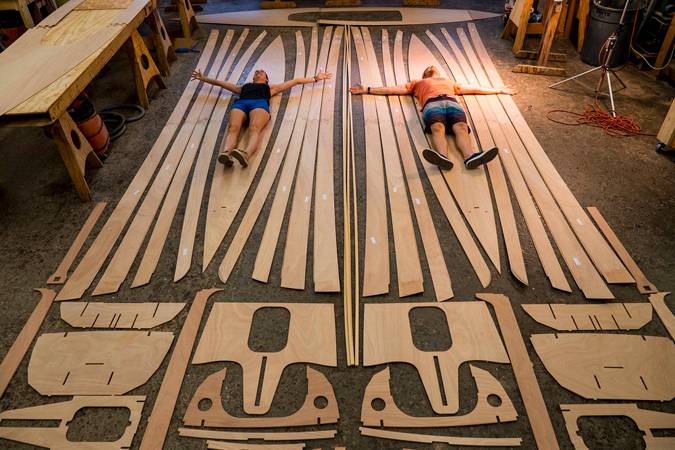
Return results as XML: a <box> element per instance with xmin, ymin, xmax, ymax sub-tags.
<box><xmin>60</xmin><ymin>302</ymin><xmax>185</xmax><ymax>329</ymax></box>
<box><xmin>183</xmin><ymin>366</ymin><xmax>339</xmax><ymax>427</ymax></box>
<box><xmin>522</xmin><ymin>303</ymin><xmax>652</xmax><ymax>331</ymax></box>
<box><xmin>202</xmin><ymin>33</ymin><xmax>283</xmax><ymax>271</ymax></box>
<box><xmin>252</xmin><ymin>28</ymin><xmax>320</xmax><ymax>284</ymax></box>
<box><xmin>192</xmin><ymin>303</ymin><xmax>337</xmax><ymax>415</ymax></box>
<box><xmin>28</xmin><ymin>331</ymin><xmax>173</xmax><ymax>395</ymax></box>
<box><xmin>362</xmin><ymin>302</ymin><xmax>508</xmax><ymax>415</ymax></box>
<box><xmin>55</xmin><ymin>30</ymin><xmax>219</xmax><ymax>301</ymax></box>
<box><xmin>649</xmin><ymin>292</ymin><xmax>675</xmax><ymax>339</ymax></box>
<box><xmin>180</xmin><ymin>428</ymin><xmax>337</xmax><ymax>441</ymax></box>
<box><xmin>392</xmin><ymin>31</ymin><xmax>490</xmax><ymax>288</ymax></box>
<box><xmin>531</xmin><ymin>333</ymin><xmax>675</xmax><ymax>400</ymax></box>
<box><xmin>380</xmin><ymin>29</ymin><xmax>453</xmax><ymax>302</ymax></box>
<box><xmin>361</xmin><ymin>365</ymin><xmax>516</xmax><ymax>427</ymax></box>
<box><xmin>359</xmin><ymin>427</ymin><xmax>522</xmax><ymax>446</ymax></box>
<box><xmin>208</xmin><ymin>443</ymin><xmax>305</xmax><ymax>450</ymax></box>
<box><xmin>408</xmin><ymin>34</ymin><xmax>499</xmax><ymax>273</ymax></box>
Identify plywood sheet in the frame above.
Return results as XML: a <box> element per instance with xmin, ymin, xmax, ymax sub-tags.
<box><xmin>649</xmin><ymin>292</ymin><xmax>675</xmax><ymax>339</ymax></box>
<box><xmin>60</xmin><ymin>302</ymin><xmax>185</xmax><ymax>329</ymax></box>
<box><xmin>522</xmin><ymin>303</ymin><xmax>652</xmax><ymax>331</ymax></box>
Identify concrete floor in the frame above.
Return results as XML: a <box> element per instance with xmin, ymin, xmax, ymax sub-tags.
<box><xmin>0</xmin><ymin>0</ymin><xmax>674</xmax><ymax>448</ymax></box>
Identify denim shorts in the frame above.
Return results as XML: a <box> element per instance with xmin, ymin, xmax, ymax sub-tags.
<box><xmin>231</xmin><ymin>98</ymin><xmax>270</xmax><ymax>114</ymax></box>
<box><xmin>422</xmin><ymin>98</ymin><xmax>469</xmax><ymax>134</ymax></box>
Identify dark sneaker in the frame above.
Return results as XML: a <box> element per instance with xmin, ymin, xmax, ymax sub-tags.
<box><xmin>464</xmin><ymin>147</ymin><xmax>498</xmax><ymax>169</ymax></box>
<box><xmin>230</xmin><ymin>148</ymin><xmax>249</xmax><ymax>167</ymax></box>
<box><xmin>218</xmin><ymin>150</ymin><xmax>234</xmax><ymax>167</ymax></box>
<box><xmin>422</xmin><ymin>148</ymin><xmax>453</xmax><ymax>171</ymax></box>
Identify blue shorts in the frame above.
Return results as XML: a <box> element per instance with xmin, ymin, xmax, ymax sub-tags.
<box><xmin>422</xmin><ymin>98</ymin><xmax>469</xmax><ymax>135</ymax></box>
<box><xmin>231</xmin><ymin>98</ymin><xmax>270</xmax><ymax>114</ymax></box>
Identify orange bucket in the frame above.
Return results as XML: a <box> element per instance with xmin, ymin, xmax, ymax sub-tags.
<box><xmin>77</xmin><ymin>112</ymin><xmax>110</xmax><ymax>156</ymax></box>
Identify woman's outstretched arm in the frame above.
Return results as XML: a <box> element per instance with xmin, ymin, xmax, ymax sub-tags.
<box><xmin>270</xmin><ymin>71</ymin><xmax>333</xmax><ymax>96</ymax></box>
<box><xmin>191</xmin><ymin>70</ymin><xmax>241</xmax><ymax>94</ymax></box>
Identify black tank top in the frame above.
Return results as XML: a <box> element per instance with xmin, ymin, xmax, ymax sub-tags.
<box><xmin>239</xmin><ymin>82</ymin><xmax>271</xmax><ymax>100</ymax></box>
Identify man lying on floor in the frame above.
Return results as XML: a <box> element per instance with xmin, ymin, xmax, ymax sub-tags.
<box><xmin>350</xmin><ymin>65</ymin><xmax>513</xmax><ymax>171</ymax></box>
<box><xmin>192</xmin><ymin>68</ymin><xmax>332</xmax><ymax>167</ymax></box>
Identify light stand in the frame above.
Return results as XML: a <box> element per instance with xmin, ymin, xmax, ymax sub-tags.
<box><xmin>549</xmin><ymin>0</ymin><xmax>633</xmax><ymax>117</ymax></box>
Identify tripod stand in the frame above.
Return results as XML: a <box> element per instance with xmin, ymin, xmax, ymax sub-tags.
<box><xmin>549</xmin><ymin>0</ymin><xmax>633</xmax><ymax>117</ymax></box>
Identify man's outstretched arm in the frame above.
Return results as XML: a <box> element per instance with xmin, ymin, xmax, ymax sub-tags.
<box><xmin>457</xmin><ymin>84</ymin><xmax>514</xmax><ymax>95</ymax></box>
<box><xmin>350</xmin><ymin>84</ymin><xmax>411</xmax><ymax>95</ymax></box>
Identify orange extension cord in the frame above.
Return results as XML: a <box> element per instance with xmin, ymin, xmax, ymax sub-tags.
<box><xmin>546</xmin><ymin>101</ymin><xmax>654</xmax><ymax>137</ymax></box>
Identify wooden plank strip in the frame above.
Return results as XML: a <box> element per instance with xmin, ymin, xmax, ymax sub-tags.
<box><xmin>0</xmin><ymin>289</ymin><xmax>55</xmax><ymax>398</ymax></box>
<box><xmin>54</xmin><ymin>30</ymin><xmax>219</xmax><ymax>301</ymax></box>
<box><xmin>467</xmin><ymin>23</ymin><xmax>632</xmax><ymax>285</ymax></box>
<box><xmin>380</xmin><ymin>28</ymin><xmax>453</xmax><ymax>301</ymax></box>
<box><xmin>431</xmin><ymin>28</ymin><xmax>527</xmax><ymax>286</ymax></box>
<box><xmin>179</xmin><ymin>428</ymin><xmax>337</xmax><ymax>441</ymax></box>
<box><xmin>138</xmin><ymin>288</ymin><xmax>220</xmax><ymax>450</ymax></box>
<box><xmin>251</xmin><ymin>28</ymin><xmax>321</xmax><ymax>283</ymax></box>
<box><xmin>174</xmin><ymin>29</ymin><xmax>251</xmax><ymax>282</ymax></box>
<box><xmin>209</xmin><ymin>443</ymin><xmax>305</xmax><ymax>450</ymax></box>
<box><xmin>351</xmin><ymin>26</ymin><xmax>389</xmax><ymax>297</ymax></box>
<box><xmin>360</xmin><ymin>427</ymin><xmax>522</xmax><ymax>446</ymax></box>
<box><xmin>360</xmin><ymin>27</ymin><xmax>423</xmax><ymax>297</ymax></box>
<box><xmin>217</xmin><ymin>30</ymin><xmax>313</xmax><ymax>284</ymax></box>
<box><xmin>587</xmin><ymin>206</ymin><xmax>658</xmax><ymax>294</ymax></box>
<box><xmin>280</xmin><ymin>27</ymin><xmax>335</xmax><ymax>290</ymax></box>
<box><xmin>478</xmin><ymin>293</ymin><xmax>560</xmax><ymax>450</ymax></box>
<box><xmin>343</xmin><ymin>26</ymin><xmax>355</xmax><ymax>365</ymax></box>
<box><xmin>349</xmin><ymin>26</ymin><xmax>361</xmax><ymax>364</ymax></box>
<box><xmin>92</xmin><ymin>32</ymin><xmax>235</xmax><ymax>296</ymax></box>
<box><xmin>649</xmin><ymin>293</ymin><xmax>675</xmax><ymax>340</ymax></box>
<box><xmin>47</xmin><ymin>202</ymin><xmax>106</xmax><ymax>284</ymax></box>
<box><xmin>392</xmin><ymin>30</ymin><xmax>490</xmax><ymax>288</ymax></box>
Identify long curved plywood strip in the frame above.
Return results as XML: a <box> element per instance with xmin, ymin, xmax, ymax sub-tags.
<box><xmin>477</xmin><ymin>293</ymin><xmax>560</xmax><ymax>450</ymax></box>
<box><xmin>428</xmin><ymin>29</ymin><xmax>527</xmax><ymax>285</ymax></box>
<box><xmin>408</xmin><ymin>34</ymin><xmax>499</xmax><ymax>273</ymax></box>
<box><xmin>361</xmin><ymin>365</ymin><xmax>516</xmax><ymax>427</ymax></box>
<box><xmin>531</xmin><ymin>333</ymin><xmax>675</xmax><ymax>400</ymax></box>
<box><xmin>460</xmin><ymin>27</ymin><xmax>612</xmax><ymax>299</ymax></box>
<box><xmin>217</xmin><ymin>30</ymin><xmax>310</xmax><ymax>286</ymax></box>
<box><xmin>202</xmin><ymin>33</ymin><xmax>282</xmax><ymax>271</ymax></box>
<box><xmin>28</xmin><ymin>331</ymin><xmax>173</xmax><ymax>395</ymax></box>
<box><xmin>352</xmin><ymin>27</ymin><xmax>389</xmax><ymax>297</ymax></box>
<box><xmin>60</xmin><ymin>302</ymin><xmax>185</xmax><ymax>329</ymax></box>
<box><xmin>359</xmin><ymin>427</ymin><xmax>522</xmax><ymax>446</ymax></box>
<box><xmin>130</xmin><ymin>29</ymin><xmax>238</xmax><ymax>288</ymax></box>
<box><xmin>280</xmin><ymin>28</ymin><xmax>334</xmax><ymax>290</ymax></box>
<box><xmin>208</xmin><ymin>443</ymin><xmax>305</xmax><ymax>450</ymax></box>
<box><xmin>522</xmin><ymin>303</ymin><xmax>652</xmax><ymax>331</ymax></box>
<box><xmin>649</xmin><ymin>292</ymin><xmax>675</xmax><ymax>339</ymax></box>
<box><xmin>180</xmin><ymin>428</ymin><xmax>337</xmax><ymax>441</ymax></box>
<box><xmin>0</xmin><ymin>288</ymin><xmax>55</xmax><ymax>398</ymax></box>
<box><xmin>196</xmin><ymin>8</ymin><xmax>499</xmax><ymax>27</ymax></box>
<box><xmin>467</xmin><ymin>23</ymin><xmax>633</xmax><ymax>285</ymax></box>
<box><xmin>392</xmin><ymin>31</ymin><xmax>490</xmax><ymax>288</ymax></box>
<box><xmin>55</xmin><ymin>30</ymin><xmax>219</xmax><ymax>301</ymax></box>
<box><xmin>183</xmin><ymin>366</ymin><xmax>339</xmax><ymax>427</ymax></box>
<box><xmin>192</xmin><ymin>303</ymin><xmax>337</xmax><ymax>415</ymax></box>
<box><xmin>139</xmin><ymin>288</ymin><xmax>220</xmax><ymax>450</ymax></box>
<box><xmin>560</xmin><ymin>404</ymin><xmax>675</xmax><ymax>450</ymax></box>
<box><xmin>446</xmin><ymin>27</ymin><xmax>570</xmax><ymax>292</ymax></box>
<box><xmin>380</xmin><ymin>29</ymin><xmax>452</xmax><ymax>302</ymax></box>
<box><xmin>0</xmin><ymin>396</ymin><xmax>145</xmax><ymax>449</ymax></box>
<box><xmin>587</xmin><ymin>206</ymin><xmax>657</xmax><ymax>293</ymax></box>
<box><xmin>362</xmin><ymin>302</ymin><xmax>508</xmax><ymax>415</ymax></box>
<box><xmin>360</xmin><ymin>27</ymin><xmax>423</xmax><ymax>297</ymax></box>
<box><xmin>252</xmin><ymin>28</ymin><xmax>320</xmax><ymax>284</ymax></box>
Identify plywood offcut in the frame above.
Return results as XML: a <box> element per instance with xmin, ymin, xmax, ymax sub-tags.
<box><xmin>60</xmin><ymin>302</ymin><xmax>185</xmax><ymax>329</ymax></box>
<box><xmin>522</xmin><ymin>303</ymin><xmax>652</xmax><ymax>331</ymax></box>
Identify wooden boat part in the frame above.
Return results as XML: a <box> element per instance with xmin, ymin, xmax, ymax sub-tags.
<box><xmin>362</xmin><ymin>302</ymin><xmax>508</xmax><ymax>415</ymax></box>
<box><xmin>60</xmin><ymin>302</ymin><xmax>185</xmax><ymax>329</ymax></box>
<box><xmin>180</xmin><ymin>428</ymin><xmax>337</xmax><ymax>441</ymax></box>
<box><xmin>208</xmin><ymin>443</ymin><xmax>305</xmax><ymax>450</ymax></box>
<box><xmin>478</xmin><ymin>293</ymin><xmax>560</xmax><ymax>450</ymax></box>
<box><xmin>343</xmin><ymin>25</ymin><xmax>355</xmax><ymax>364</ymax></box>
<box><xmin>522</xmin><ymin>302</ymin><xmax>652</xmax><ymax>331</ymax></box>
<box><xmin>0</xmin><ymin>396</ymin><xmax>145</xmax><ymax>449</ymax></box>
<box><xmin>192</xmin><ymin>303</ymin><xmax>337</xmax><ymax>415</ymax></box>
<box><xmin>47</xmin><ymin>202</ymin><xmax>106</xmax><ymax>284</ymax></box>
<box><xmin>361</xmin><ymin>365</ymin><xmax>517</xmax><ymax>427</ymax></box>
<box><xmin>392</xmin><ymin>31</ymin><xmax>490</xmax><ymax>288</ymax></box>
<box><xmin>380</xmin><ymin>29</ymin><xmax>453</xmax><ymax>301</ymax></box>
<box><xmin>649</xmin><ymin>292</ymin><xmax>675</xmax><ymax>339</ymax></box>
<box><xmin>183</xmin><ymin>366</ymin><xmax>339</xmax><ymax>427</ymax></box>
<box><xmin>55</xmin><ymin>30</ymin><xmax>220</xmax><ymax>301</ymax></box>
<box><xmin>359</xmin><ymin>427</ymin><xmax>522</xmax><ymax>446</ymax></box>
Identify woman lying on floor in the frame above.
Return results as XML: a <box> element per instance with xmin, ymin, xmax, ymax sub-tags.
<box><xmin>350</xmin><ymin>65</ymin><xmax>513</xmax><ymax>171</ymax></box>
<box><xmin>192</xmin><ymin>68</ymin><xmax>332</xmax><ymax>167</ymax></box>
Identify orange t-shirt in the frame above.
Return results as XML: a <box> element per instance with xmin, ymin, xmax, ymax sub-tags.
<box><xmin>405</xmin><ymin>78</ymin><xmax>462</xmax><ymax>110</ymax></box>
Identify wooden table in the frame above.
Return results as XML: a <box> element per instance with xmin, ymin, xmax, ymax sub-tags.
<box><xmin>0</xmin><ymin>0</ymin><xmax>173</xmax><ymax>201</ymax></box>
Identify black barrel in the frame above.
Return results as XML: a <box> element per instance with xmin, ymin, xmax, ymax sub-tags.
<box><xmin>581</xmin><ymin>0</ymin><xmax>643</xmax><ymax>67</ymax></box>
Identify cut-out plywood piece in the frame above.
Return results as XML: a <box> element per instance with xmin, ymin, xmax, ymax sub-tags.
<box><xmin>359</xmin><ymin>427</ymin><xmax>522</xmax><ymax>446</ymax></box>
<box><xmin>531</xmin><ymin>333</ymin><xmax>675</xmax><ymax>401</ymax></box>
<box><xmin>361</xmin><ymin>365</ymin><xmax>516</xmax><ymax>427</ymax></box>
<box><xmin>649</xmin><ymin>292</ymin><xmax>675</xmax><ymax>340</ymax></box>
<box><xmin>208</xmin><ymin>443</ymin><xmax>305</xmax><ymax>450</ymax></box>
<box><xmin>0</xmin><ymin>396</ymin><xmax>145</xmax><ymax>449</ymax></box>
<box><xmin>28</xmin><ymin>331</ymin><xmax>173</xmax><ymax>395</ymax></box>
<box><xmin>192</xmin><ymin>303</ymin><xmax>337</xmax><ymax>415</ymax></box>
<box><xmin>179</xmin><ymin>428</ymin><xmax>337</xmax><ymax>441</ymax></box>
<box><xmin>184</xmin><ymin>366</ymin><xmax>339</xmax><ymax>427</ymax></box>
<box><xmin>363</xmin><ymin>302</ymin><xmax>508</xmax><ymax>415</ymax></box>
<box><xmin>522</xmin><ymin>303</ymin><xmax>652</xmax><ymax>331</ymax></box>
<box><xmin>60</xmin><ymin>302</ymin><xmax>185</xmax><ymax>329</ymax></box>
<box><xmin>408</xmin><ymin>34</ymin><xmax>500</xmax><ymax>274</ymax></box>
<box><xmin>560</xmin><ymin>404</ymin><xmax>675</xmax><ymax>450</ymax></box>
